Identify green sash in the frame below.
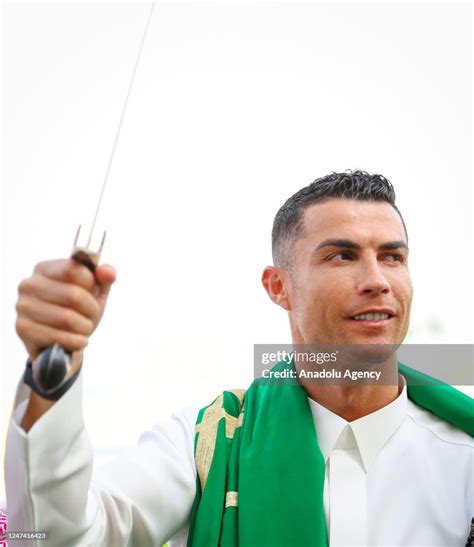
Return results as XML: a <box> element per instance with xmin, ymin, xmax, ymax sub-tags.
<box><xmin>186</xmin><ymin>360</ymin><xmax>473</xmax><ymax>546</ymax></box>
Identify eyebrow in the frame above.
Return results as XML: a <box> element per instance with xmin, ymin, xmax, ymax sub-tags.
<box><xmin>314</xmin><ymin>238</ymin><xmax>409</xmax><ymax>252</ymax></box>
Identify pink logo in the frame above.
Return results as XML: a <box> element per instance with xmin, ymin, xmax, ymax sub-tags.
<box><xmin>0</xmin><ymin>509</ymin><xmax>7</xmax><ymax>547</ymax></box>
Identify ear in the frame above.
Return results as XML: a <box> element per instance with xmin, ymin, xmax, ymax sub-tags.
<box><xmin>261</xmin><ymin>266</ymin><xmax>292</xmax><ymax>311</ymax></box>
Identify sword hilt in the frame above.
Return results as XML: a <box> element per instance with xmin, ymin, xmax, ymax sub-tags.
<box><xmin>31</xmin><ymin>226</ymin><xmax>105</xmax><ymax>397</ymax></box>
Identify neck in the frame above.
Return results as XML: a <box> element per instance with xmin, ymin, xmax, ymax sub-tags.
<box><xmin>301</xmin><ymin>381</ymin><xmax>402</xmax><ymax>421</ymax></box>
<box><xmin>291</xmin><ymin>344</ymin><xmax>401</xmax><ymax>421</ymax></box>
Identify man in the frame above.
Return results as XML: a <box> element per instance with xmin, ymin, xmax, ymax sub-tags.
<box><xmin>5</xmin><ymin>170</ymin><xmax>473</xmax><ymax>546</ymax></box>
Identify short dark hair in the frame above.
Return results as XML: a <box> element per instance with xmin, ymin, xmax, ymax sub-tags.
<box><xmin>272</xmin><ymin>169</ymin><xmax>408</xmax><ymax>269</ymax></box>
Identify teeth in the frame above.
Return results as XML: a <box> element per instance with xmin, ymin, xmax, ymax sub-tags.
<box><xmin>353</xmin><ymin>313</ymin><xmax>390</xmax><ymax>321</ymax></box>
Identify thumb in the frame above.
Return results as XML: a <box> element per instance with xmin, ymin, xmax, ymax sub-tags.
<box><xmin>94</xmin><ymin>264</ymin><xmax>116</xmax><ymax>306</ymax></box>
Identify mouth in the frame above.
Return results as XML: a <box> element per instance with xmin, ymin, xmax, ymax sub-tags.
<box><xmin>348</xmin><ymin>310</ymin><xmax>396</xmax><ymax>327</ymax></box>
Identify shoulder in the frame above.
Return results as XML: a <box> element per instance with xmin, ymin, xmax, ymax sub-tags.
<box><xmin>136</xmin><ymin>404</ymin><xmax>202</xmax><ymax>471</ymax></box>
<box><xmin>406</xmin><ymin>399</ymin><xmax>473</xmax><ymax>449</ymax></box>
<box><xmin>151</xmin><ymin>404</ymin><xmax>202</xmax><ymax>444</ymax></box>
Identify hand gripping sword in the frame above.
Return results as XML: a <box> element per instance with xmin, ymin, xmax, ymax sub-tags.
<box><xmin>31</xmin><ymin>2</ymin><xmax>155</xmax><ymax>397</ymax></box>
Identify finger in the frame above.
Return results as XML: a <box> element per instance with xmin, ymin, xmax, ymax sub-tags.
<box><xmin>34</xmin><ymin>259</ymin><xmax>96</xmax><ymax>292</ymax></box>
<box><xmin>16</xmin><ymin>295</ymin><xmax>94</xmax><ymax>335</ymax></box>
<box><xmin>15</xmin><ymin>317</ymin><xmax>89</xmax><ymax>353</ymax></box>
<box><xmin>94</xmin><ymin>264</ymin><xmax>116</xmax><ymax>305</ymax></box>
<box><xmin>19</xmin><ymin>275</ymin><xmax>100</xmax><ymax>321</ymax></box>
<box><xmin>95</xmin><ymin>264</ymin><xmax>116</xmax><ymax>285</ymax></box>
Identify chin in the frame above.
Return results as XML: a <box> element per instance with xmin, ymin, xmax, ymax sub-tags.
<box><xmin>336</xmin><ymin>334</ymin><xmax>400</xmax><ymax>366</ymax></box>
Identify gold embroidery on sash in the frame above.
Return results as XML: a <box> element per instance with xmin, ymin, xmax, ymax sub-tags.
<box><xmin>195</xmin><ymin>389</ymin><xmax>245</xmax><ymax>491</ymax></box>
<box><xmin>225</xmin><ymin>491</ymin><xmax>239</xmax><ymax>508</ymax></box>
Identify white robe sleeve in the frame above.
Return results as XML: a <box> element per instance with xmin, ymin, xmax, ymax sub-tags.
<box><xmin>4</xmin><ymin>371</ymin><xmax>200</xmax><ymax>547</ymax></box>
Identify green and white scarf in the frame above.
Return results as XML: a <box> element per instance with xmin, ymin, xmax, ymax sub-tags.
<box><xmin>186</xmin><ymin>360</ymin><xmax>474</xmax><ymax>547</ymax></box>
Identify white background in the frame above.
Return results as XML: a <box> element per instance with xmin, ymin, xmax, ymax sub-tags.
<box><xmin>1</xmin><ymin>1</ymin><xmax>472</xmax><ymax>503</ymax></box>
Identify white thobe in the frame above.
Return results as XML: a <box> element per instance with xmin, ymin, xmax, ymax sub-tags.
<box><xmin>5</xmin><ymin>372</ymin><xmax>473</xmax><ymax>546</ymax></box>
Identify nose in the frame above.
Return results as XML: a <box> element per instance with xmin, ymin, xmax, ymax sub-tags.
<box><xmin>356</xmin><ymin>257</ymin><xmax>391</xmax><ymax>295</ymax></box>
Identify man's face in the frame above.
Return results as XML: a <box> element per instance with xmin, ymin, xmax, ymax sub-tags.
<box><xmin>286</xmin><ymin>199</ymin><xmax>413</xmax><ymax>346</ymax></box>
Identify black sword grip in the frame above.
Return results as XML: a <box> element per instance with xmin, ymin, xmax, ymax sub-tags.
<box><xmin>32</xmin><ymin>345</ymin><xmax>72</xmax><ymax>394</ymax></box>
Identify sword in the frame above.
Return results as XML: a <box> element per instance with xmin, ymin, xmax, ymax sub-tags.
<box><xmin>31</xmin><ymin>1</ymin><xmax>155</xmax><ymax>397</ymax></box>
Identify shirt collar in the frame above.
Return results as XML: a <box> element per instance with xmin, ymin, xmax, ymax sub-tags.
<box><xmin>308</xmin><ymin>374</ymin><xmax>407</xmax><ymax>473</ymax></box>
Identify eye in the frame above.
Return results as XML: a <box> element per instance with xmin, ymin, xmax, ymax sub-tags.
<box><xmin>330</xmin><ymin>251</ymin><xmax>354</xmax><ymax>261</ymax></box>
<box><xmin>385</xmin><ymin>253</ymin><xmax>405</xmax><ymax>263</ymax></box>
